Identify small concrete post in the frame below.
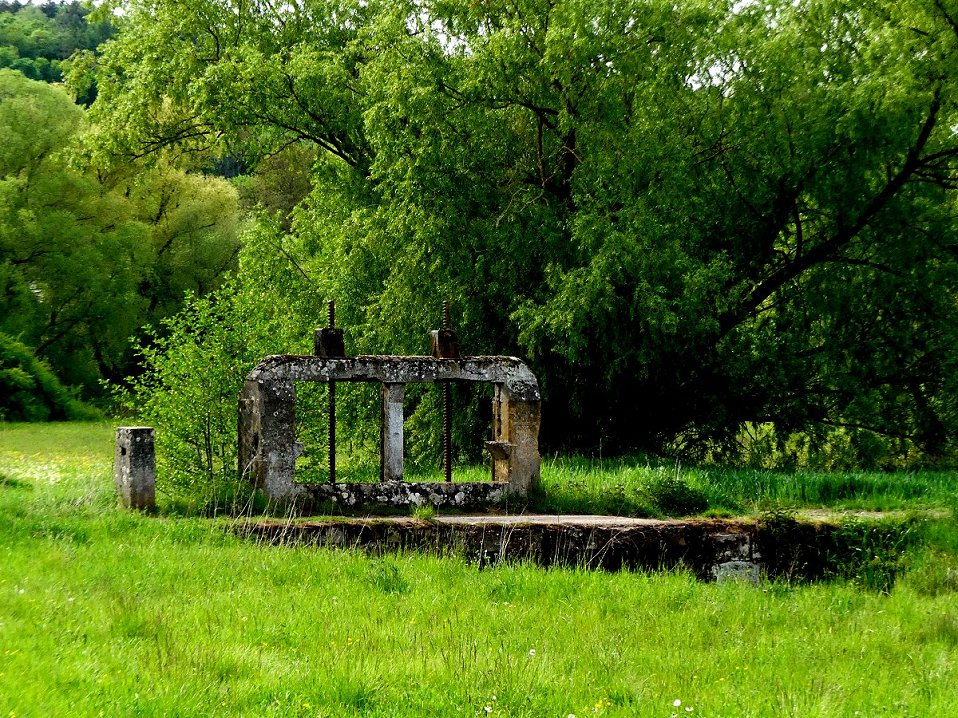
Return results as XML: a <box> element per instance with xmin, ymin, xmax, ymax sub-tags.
<box><xmin>114</xmin><ymin>427</ymin><xmax>156</xmax><ymax>511</ymax></box>
<box><xmin>380</xmin><ymin>383</ymin><xmax>405</xmax><ymax>481</ymax></box>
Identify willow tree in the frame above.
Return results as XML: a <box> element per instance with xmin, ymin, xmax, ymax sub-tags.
<box><xmin>0</xmin><ymin>70</ymin><xmax>242</xmax><ymax>396</ymax></box>
<box><xmin>84</xmin><ymin>0</ymin><xmax>958</xmax><ymax>464</ymax></box>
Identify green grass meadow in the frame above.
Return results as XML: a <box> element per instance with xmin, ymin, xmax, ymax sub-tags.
<box><xmin>2</xmin><ymin>422</ymin><xmax>958</xmax><ymax>717</ymax></box>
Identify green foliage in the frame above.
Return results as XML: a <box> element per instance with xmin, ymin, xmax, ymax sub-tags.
<box><xmin>904</xmin><ymin>549</ymin><xmax>958</xmax><ymax>597</ymax></box>
<box><xmin>410</xmin><ymin>503</ymin><xmax>436</xmax><ymax>521</ymax></box>
<box><xmin>530</xmin><ymin>455</ymin><xmax>958</xmax><ymax>517</ymax></box>
<box><xmin>0</xmin><ymin>69</ymin><xmax>243</xmax><ymax>404</ymax></box>
<box><xmin>0</xmin><ymin>1</ymin><xmax>114</xmax><ymax>87</ymax></box>
<box><xmin>825</xmin><ymin>518</ymin><xmax>922</xmax><ymax>593</ymax></box>
<box><xmin>79</xmin><ymin>0</ymin><xmax>958</xmax><ymax>465</ymax></box>
<box><xmin>0</xmin><ymin>332</ymin><xmax>96</xmax><ymax>421</ymax></box>
<box><xmin>642</xmin><ymin>475</ymin><xmax>710</xmax><ymax>517</ymax></box>
<box><xmin>368</xmin><ymin>559</ymin><xmax>410</xmax><ymax>595</ymax></box>
<box><xmin>122</xmin><ymin>219</ymin><xmax>323</xmax><ymax>507</ymax></box>
<box><xmin>231</xmin><ymin>143</ymin><xmax>319</xmax><ymax>228</ymax></box>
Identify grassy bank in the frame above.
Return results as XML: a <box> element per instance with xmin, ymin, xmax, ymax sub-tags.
<box><xmin>1</xmin><ymin>422</ymin><xmax>958</xmax><ymax>716</ymax></box>
<box><xmin>531</xmin><ymin>456</ymin><xmax>958</xmax><ymax>517</ymax></box>
<box><xmin>306</xmin><ymin>450</ymin><xmax>958</xmax><ymax>518</ymax></box>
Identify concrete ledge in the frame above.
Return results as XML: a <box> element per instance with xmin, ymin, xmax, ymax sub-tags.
<box><xmin>236</xmin><ymin>515</ymin><xmax>759</xmax><ymax>580</ymax></box>
<box><xmin>234</xmin><ymin>512</ymin><xmax>918</xmax><ymax>583</ymax></box>
<box><xmin>300</xmin><ymin>481</ymin><xmax>513</xmax><ymax>510</ymax></box>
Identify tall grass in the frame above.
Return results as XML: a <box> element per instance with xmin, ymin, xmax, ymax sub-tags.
<box><xmin>2</xmin><ymin>422</ymin><xmax>958</xmax><ymax>716</ymax></box>
<box><xmin>291</xmin><ymin>451</ymin><xmax>958</xmax><ymax>517</ymax></box>
<box><xmin>533</xmin><ymin>455</ymin><xmax>958</xmax><ymax>517</ymax></box>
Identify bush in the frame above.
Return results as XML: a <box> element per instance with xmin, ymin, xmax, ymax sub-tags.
<box><xmin>825</xmin><ymin>518</ymin><xmax>921</xmax><ymax>593</ymax></box>
<box><xmin>0</xmin><ymin>332</ymin><xmax>97</xmax><ymax>421</ymax></box>
<box><xmin>121</xmin><ymin>219</ymin><xmax>322</xmax><ymax>511</ymax></box>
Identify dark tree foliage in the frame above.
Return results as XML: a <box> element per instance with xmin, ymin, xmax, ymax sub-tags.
<box><xmin>84</xmin><ymin>0</ymin><xmax>958</xmax><ymax>466</ymax></box>
<box><xmin>0</xmin><ymin>332</ymin><xmax>95</xmax><ymax>421</ymax></box>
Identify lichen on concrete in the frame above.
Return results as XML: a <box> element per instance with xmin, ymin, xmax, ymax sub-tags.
<box><xmin>238</xmin><ymin>355</ymin><xmax>541</xmax><ymax>512</ymax></box>
<box><xmin>304</xmin><ymin>481</ymin><xmax>508</xmax><ymax>510</ymax></box>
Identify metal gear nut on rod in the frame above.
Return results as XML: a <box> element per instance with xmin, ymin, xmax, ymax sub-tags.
<box><xmin>314</xmin><ymin>300</ymin><xmax>345</xmax><ymax>482</ymax></box>
<box><xmin>431</xmin><ymin>300</ymin><xmax>459</xmax><ymax>482</ymax></box>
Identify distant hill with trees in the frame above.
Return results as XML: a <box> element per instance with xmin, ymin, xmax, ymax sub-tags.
<box><xmin>0</xmin><ymin>1</ymin><xmax>113</xmax><ymax>90</ymax></box>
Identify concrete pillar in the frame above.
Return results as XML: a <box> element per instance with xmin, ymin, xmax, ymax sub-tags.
<box><xmin>489</xmin><ymin>384</ymin><xmax>513</xmax><ymax>483</ymax></box>
<box><xmin>238</xmin><ymin>379</ymin><xmax>298</xmax><ymax>500</ymax></box>
<box><xmin>114</xmin><ymin>427</ymin><xmax>156</xmax><ymax>511</ymax></box>
<box><xmin>490</xmin><ymin>385</ymin><xmax>540</xmax><ymax>494</ymax></box>
<box><xmin>507</xmin><ymin>398</ymin><xmax>541</xmax><ymax>493</ymax></box>
<box><xmin>380</xmin><ymin>383</ymin><xmax>405</xmax><ymax>481</ymax></box>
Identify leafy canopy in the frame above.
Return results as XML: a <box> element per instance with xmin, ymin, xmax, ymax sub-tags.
<box><xmin>0</xmin><ymin>69</ymin><xmax>243</xmax><ymax>398</ymax></box>
<box><xmin>87</xmin><ymin>0</ymin><xmax>958</xmax><ymax>466</ymax></box>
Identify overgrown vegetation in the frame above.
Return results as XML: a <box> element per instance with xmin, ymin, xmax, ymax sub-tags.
<box><xmin>2</xmin><ymin>422</ymin><xmax>958</xmax><ymax>717</ymax></box>
<box><xmin>82</xmin><ymin>0</ymin><xmax>958</xmax><ymax>472</ymax></box>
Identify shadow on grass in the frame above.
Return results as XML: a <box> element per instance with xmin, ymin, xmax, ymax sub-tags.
<box><xmin>0</xmin><ymin>472</ymin><xmax>32</xmax><ymax>490</ymax></box>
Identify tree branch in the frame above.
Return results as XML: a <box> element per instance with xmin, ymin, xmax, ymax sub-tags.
<box><xmin>718</xmin><ymin>90</ymin><xmax>943</xmax><ymax>338</ymax></box>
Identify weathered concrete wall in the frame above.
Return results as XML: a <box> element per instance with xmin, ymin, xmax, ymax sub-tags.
<box><xmin>238</xmin><ymin>378</ymin><xmax>301</xmax><ymax>501</ymax></box>
<box><xmin>238</xmin><ymin>355</ymin><xmax>541</xmax><ymax>510</ymax></box>
<box><xmin>236</xmin><ymin>515</ymin><xmax>901</xmax><ymax>584</ymax></box>
<box><xmin>114</xmin><ymin>427</ymin><xmax>156</xmax><ymax>511</ymax></box>
<box><xmin>246</xmin><ymin>355</ymin><xmax>541</xmax><ymax>402</ymax></box>
<box><xmin>493</xmin><ymin>384</ymin><xmax>540</xmax><ymax>494</ymax></box>
<box><xmin>237</xmin><ymin>516</ymin><xmax>758</xmax><ymax>579</ymax></box>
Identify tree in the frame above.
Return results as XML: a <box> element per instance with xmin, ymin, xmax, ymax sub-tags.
<box><xmin>0</xmin><ymin>69</ymin><xmax>243</xmax><ymax>398</ymax></box>
<box><xmin>85</xmin><ymin>0</ymin><xmax>958</xmax><ymax>465</ymax></box>
<box><xmin>0</xmin><ymin>2</ymin><xmax>114</xmax><ymax>87</ymax></box>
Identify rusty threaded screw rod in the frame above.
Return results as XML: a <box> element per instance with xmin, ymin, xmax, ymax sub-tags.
<box><xmin>442</xmin><ymin>300</ymin><xmax>452</xmax><ymax>483</ymax></box>
<box><xmin>328</xmin><ymin>300</ymin><xmax>336</xmax><ymax>483</ymax></box>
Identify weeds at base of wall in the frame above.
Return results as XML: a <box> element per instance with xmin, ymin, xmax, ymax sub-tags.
<box><xmin>824</xmin><ymin>518</ymin><xmax>921</xmax><ymax>593</ymax></box>
<box><xmin>756</xmin><ymin>509</ymin><xmax>952</xmax><ymax>593</ymax></box>
<box><xmin>411</xmin><ymin>503</ymin><xmax>437</xmax><ymax>521</ymax></box>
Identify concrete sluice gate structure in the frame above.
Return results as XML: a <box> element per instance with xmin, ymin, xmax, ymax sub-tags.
<box><xmin>238</xmin><ymin>355</ymin><xmax>541</xmax><ymax>512</ymax></box>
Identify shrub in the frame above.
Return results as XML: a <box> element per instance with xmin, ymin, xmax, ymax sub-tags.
<box><xmin>121</xmin><ymin>219</ymin><xmax>322</xmax><ymax>511</ymax></box>
<box><xmin>0</xmin><ymin>332</ymin><xmax>97</xmax><ymax>421</ymax></box>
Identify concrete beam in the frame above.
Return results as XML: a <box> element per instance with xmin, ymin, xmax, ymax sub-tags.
<box><xmin>246</xmin><ymin>355</ymin><xmax>540</xmax><ymax>402</ymax></box>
